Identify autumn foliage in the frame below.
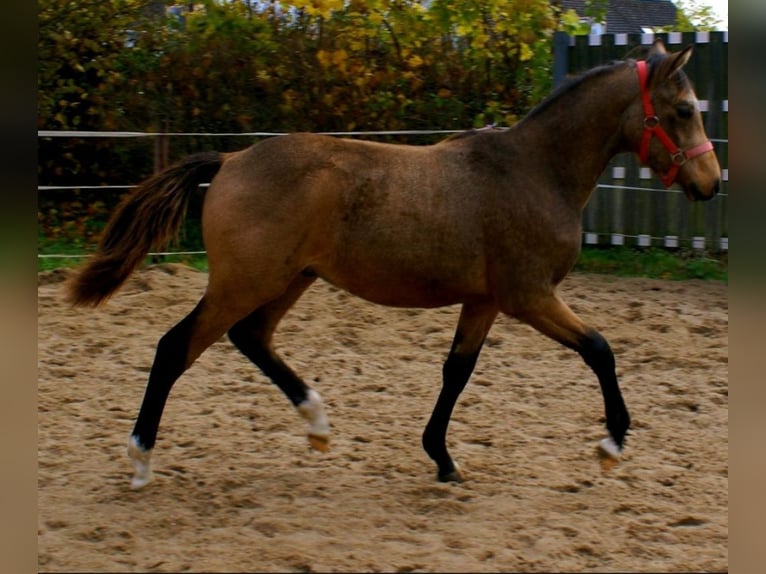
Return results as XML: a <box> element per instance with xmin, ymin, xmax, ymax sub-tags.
<box><xmin>38</xmin><ymin>0</ymin><xmax>578</xmax><ymax>245</ymax></box>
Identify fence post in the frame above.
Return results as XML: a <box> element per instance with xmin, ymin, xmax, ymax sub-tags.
<box><xmin>552</xmin><ymin>31</ymin><xmax>570</xmax><ymax>88</ymax></box>
<box><xmin>152</xmin><ymin>130</ymin><xmax>169</xmax><ymax>263</ymax></box>
<box><xmin>154</xmin><ymin>133</ymin><xmax>169</xmax><ymax>174</ymax></box>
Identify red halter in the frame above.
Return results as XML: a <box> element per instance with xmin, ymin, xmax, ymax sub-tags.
<box><xmin>636</xmin><ymin>60</ymin><xmax>714</xmax><ymax>187</ymax></box>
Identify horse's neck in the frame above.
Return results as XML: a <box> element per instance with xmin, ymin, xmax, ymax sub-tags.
<box><xmin>515</xmin><ymin>64</ymin><xmax>637</xmax><ymax>209</ymax></box>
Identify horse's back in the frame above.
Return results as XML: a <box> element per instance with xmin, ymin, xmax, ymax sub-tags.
<box><xmin>203</xmin><ymin>132</ymin><xmax>579</xmax><ymax>309</ymax></box>
<box><xmin>203</xmin><ymin>134</ymin><xmax>492</xmax><ymax>306</ymax></box>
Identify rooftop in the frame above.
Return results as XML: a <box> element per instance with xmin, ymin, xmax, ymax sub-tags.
<box><xmin>558</xmin><ymin>0</ymin><xmax>678</xmax><ymax>33</ymax></box>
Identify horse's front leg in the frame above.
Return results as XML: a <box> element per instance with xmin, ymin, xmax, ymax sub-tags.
<box><xmin>516</xmin><ymin>294</ymin><xmax>631</xmax><ymax>460</ymax></box>
<box><xmin>422</xmin><ymin>303</ymin><xmax>498</xmax><ymax>482</ymax></box>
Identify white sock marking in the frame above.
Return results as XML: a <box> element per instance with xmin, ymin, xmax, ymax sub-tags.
<box><xmin>297</xmin><ymin>389</ymin><xmax>330</xmax><ymax>438</ymax></box>
<box><xmin>128</xmin><ymin>435</ymin><xmax>153</xmax><ymax>489</ymax></box>
<box><xmin>598</xmin><ymin>436</ymin><xmax>622</xmax><ymax>459</ymax></box>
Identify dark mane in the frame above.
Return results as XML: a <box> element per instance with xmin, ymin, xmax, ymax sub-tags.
<box><xmin>526</xmin><ymin>53</ymin><xmax>692</xmax><ymax>122</ymax></box>
<box><xmin>525</xmin><ymin>60</ymin><xmax>626</xmax><ymax>120</ymax></box>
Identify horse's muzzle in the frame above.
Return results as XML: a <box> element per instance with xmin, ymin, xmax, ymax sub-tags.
<box><xmin>686</xmin><ymin>178</ymin><xmax>720</xmax><ymax>201</ymax></box>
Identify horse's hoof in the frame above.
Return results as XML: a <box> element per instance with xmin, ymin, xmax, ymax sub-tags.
<box><xmin>437</xmin><ymin>462</ymin><xmax>463</xmax><ymax>483</ymax></box>
<box><xmin>308</xmin><ymin>433</ymin><xmax>330</xmax><ymax>452</ymax></box>
<box><xmin>598</xmin><ymin>436</ymin><xmax>622</xmax><ymax>458</ymax></box>
<box><xmin>298</xmin><ymin>390</ymin><xmax>330</xmax><ymax>452</ymax></box>
<box><xmin>597</xmin><ymin>436</ymin><xmax>622</xmax><ymax>471</ymax></box>
<box><xmin>130</xmin><ymin>473</ymin><xmax>153</xmax><ymax>490</ymax></box>
<box><xmin>128</xmin><ymin>436</ymin><xmax>153</xmax><ymax>489</ymax></box>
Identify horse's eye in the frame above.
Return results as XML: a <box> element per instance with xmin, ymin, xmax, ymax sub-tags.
<box><xmin>676</xmin><ymin>103</ymin><xmax>694</xmax><ymax>119</ymax></box>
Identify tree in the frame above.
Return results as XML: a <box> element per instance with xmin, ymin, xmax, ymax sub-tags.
<box><xmin>667</xmin><ymin>0</ymin><xmax>723</xmax><ymax>31</ymax></box>
<box><xmin>37</xmin><ymin>0</ymin><xmax>574</xmax><ymax>246</ymax></box>
<box><xmin>38</xmin><ymin>0</ymin><xmax>565</xmax><ymax>183</ymax></box>
<box><xmin>38</xmin><ymin>0</ymin><xmax>159</xmax><ymax>132</ymax></box>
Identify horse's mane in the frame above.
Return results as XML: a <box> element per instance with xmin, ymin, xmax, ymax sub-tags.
<box><xmin>526</xmin><ymin>52</ymin><xmax>690</xmax><ymax>121</ymax></box>
<box><xmin>441</xmin><ymin>52</ymin><xmax>690</xmax><ymax>141</ymax></box>
<box><xmin>525</xmin><ymin>60</ymin><xmax>626</xmax><ymax>120</ymax></box>
<box><xmin>441</xmin><ymin>63</ymin><xmax>627</xmax><ymax>140</ymax></box>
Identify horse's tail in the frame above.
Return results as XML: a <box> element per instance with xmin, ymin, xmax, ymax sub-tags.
<box><xmin>67</xmin><ymin>151</ymin><xmax>223</xmax><ymax>307</ymax></box>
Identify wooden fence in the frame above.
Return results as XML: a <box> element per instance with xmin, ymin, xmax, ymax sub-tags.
<box><xmin>553</xmin><ymin>31</ymin><xmax>728</xmax><ymax>251</ymax></box>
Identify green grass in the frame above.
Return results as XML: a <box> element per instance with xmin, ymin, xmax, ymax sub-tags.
<box><xmin>37</xmin><ymin>232</ymin><xmax>210</xmax><ymax>273</ymax></box>
<box><xmin>37</xmin><ymin>237</ymin><xmax>90</xmax><ymax>272</ymax></box>
<box><xmin>574</xmin><ymin>246</ymin><xmax>727</xmax><ymax>281</ymax></box>
<box><xmin>38</xmin><ymin>236</ymin><xmax>727</xmax><ymax>282</ymax></box>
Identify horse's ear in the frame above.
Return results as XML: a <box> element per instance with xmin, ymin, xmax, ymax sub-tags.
<box><xmin>625</xmin><ymin>38</ymin><xmax>671</xmax><ymax>62</ymax></box>
<box><xmin>624</xmin><ymin>44</ymin><xmax>650</xmax><ymax>60</ymax></box>
<box><xmin>651</xmin><ymin>45</ymin><xmax>693</xmax><ymax>84</ymax></box>
<box><xmin>670</xmin><ymin>45</ymin><xmax>694</xmax><ymax>73</ymax></box>
<box><xmin>648</xmin><ymin>39</ymin><xmax>668</xmax><ymax>56</ymax></box>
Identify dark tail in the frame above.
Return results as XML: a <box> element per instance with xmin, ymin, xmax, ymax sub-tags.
<box><xmin>67</xmin><ymin>151</ymin><xmax>223</xmax><ymax>307</ymax></box>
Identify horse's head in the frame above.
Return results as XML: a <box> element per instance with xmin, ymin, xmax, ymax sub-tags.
<box><xmin>626</xmin><ymin>40</ymin><xmax>721</xmax><ymax>201</ymax></box>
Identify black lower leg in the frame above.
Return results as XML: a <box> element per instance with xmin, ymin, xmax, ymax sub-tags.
<box><xmin>228</xmin><ymin>323</ymin><xmax>309</xmax><ymax>407</ymax></box>
<box><xmin>131</xmin><ymin>304</ymin><xmax>202</xmax><ymax>451</ymax></box>
<box><xmin>577</xmin><ymin>329</ymin><xmax>631</xmax><ymax>447</ymax></box>
<box><xmin>422</xmin><ymin>347</ymin><xmax>480</xmax><ymax>481</ymax></box>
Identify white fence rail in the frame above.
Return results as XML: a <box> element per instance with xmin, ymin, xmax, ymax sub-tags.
<box><xmin>38</xmin><ymin>129</ymin><xmax>729</xmax><ymax>260</ymax></box>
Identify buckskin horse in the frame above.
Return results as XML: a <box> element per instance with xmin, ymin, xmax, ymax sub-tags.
<box><xmin>67</xmin><ymin>40</ymin><xmax>720</xmax><ymax>489</ymax></box>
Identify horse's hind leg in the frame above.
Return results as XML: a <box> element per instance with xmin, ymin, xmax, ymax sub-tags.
<box><xmin>227</xmin><ymin>274</ymin><xmax>330</xmax><ymax>451</ymax></box>
<box><xmin>423</xmin><ymin>303</ymin><xmax>498</xmax><ymax>482</ymax></box>
<box><xmin>128</xmin><ymin>294</ymin><xmax>253</xmax><ymax>489</ymax></box>
<box><xmin>516</xmin><ymin>294</ymin><xmax>631</xmax><ymax>460</ymax></box>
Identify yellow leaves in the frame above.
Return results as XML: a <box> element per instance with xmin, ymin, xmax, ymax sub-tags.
<box><xmin>331</xmin><ymin>49</ymin><xmax>349</xmax><ymax>68</ymax></box>
<box><xmin>407</xmin><ymin>54</ymin><xmax>424</xmax><ymax>69</ymax></box>
<box><xmin>560</xmin><ymin>9</ymin><xmax>581</xmax><ymax>28</ymax></box>
<box><xmin>348</xmin><ymin>37</ymin><xmax>367</xmax><ymax>52</ymax></box>
<box><xmin>38</xmin><ymin>0</ymin><xmax>560</xmax><ymax>140</ymax></box>
<box><xmin>292</xmin><ymin>0</ymin><xmax>345</xmax><ymax>19</ymax></box>
<box><xmin>256</xmin><ymin>69</ymin><xmax>272</xmax><ymax>84</ymax></box>
<box><xmin>455</xmin><ymin>24</ymin><xmax>471</xmax><ymax>36</ymax></box>
<box><xmin>316</xmin><ymin>49</ymin><xmax>331</xmax><ymax>67</ymax></box>
<box><xmin>368</xmin><ymin>11</ymin><xmax>384</xmax><ymax>26</ymax></box>
<box><xmin>317</xmin><ymin>49</ymin><xmax>349</xmax><ymax>73</ymax></box>
<box><xmin>519</xmin><ymin>43</ymin><xmax>534</xmax><ymax>62</ymax></box>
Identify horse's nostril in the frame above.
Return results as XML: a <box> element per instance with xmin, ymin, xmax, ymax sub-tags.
<box><xmin>712</xmin><ymin>179</ymin><xmax>720</xmax><ymax>196</ymax></box>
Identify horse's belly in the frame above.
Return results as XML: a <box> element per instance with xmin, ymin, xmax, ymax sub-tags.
<box><xmin>315</xmin><ymin>252</ymin><xmax>488</xmax><ymax>308</ymax></box>
<box><xmin>311</xmin><ymin>177</ymin><xmax>489</xmax><ymax>307</ymax></box>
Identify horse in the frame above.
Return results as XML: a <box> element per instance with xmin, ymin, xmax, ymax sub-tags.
<box><xmin>67</xmin><ymin>40</ymin><xmax>720</xmax><ymax>490</ymax></box>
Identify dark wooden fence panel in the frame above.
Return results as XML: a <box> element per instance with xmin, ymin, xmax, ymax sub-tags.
<box><xmin>553</xmin><ymin>31</ymin><xmax>728</xmax><ymax>252</ymax></box>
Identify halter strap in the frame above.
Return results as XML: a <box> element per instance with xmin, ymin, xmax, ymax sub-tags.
<box><xmin>636</xmin><ymin>60</ymin><xmax>714</xmax><ymax>187</ymax></box>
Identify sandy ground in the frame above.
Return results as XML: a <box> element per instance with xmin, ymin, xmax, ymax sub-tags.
<box><xmin>37</xmin><ymin>264</ymin><xmax>728</xmax><ymax>572</ymax></box>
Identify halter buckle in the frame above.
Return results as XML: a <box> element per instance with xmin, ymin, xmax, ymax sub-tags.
<box><xmin>671</xmin><ymin>150</ymin><xmax>687</xmax><ymax>165</ymax></box>
<box><xmin>644</xmin><ymin>116</ymin><xmax>660</xmax><ymax>129</ymax></box>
